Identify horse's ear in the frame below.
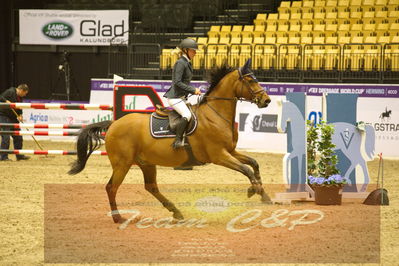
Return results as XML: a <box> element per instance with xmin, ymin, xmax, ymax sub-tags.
<box><xmin>242</xmin><ymin>58</ymin><xmax>252</xmax><ymax>74</ymax></box>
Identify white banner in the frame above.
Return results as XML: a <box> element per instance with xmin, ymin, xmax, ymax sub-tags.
<box><xmin>19</xmin><ymin>10</ymin><xmax>129</xmax><ymax>46</ymax></box>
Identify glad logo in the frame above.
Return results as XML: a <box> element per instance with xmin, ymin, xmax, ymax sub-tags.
<box><xmin>42</xmin><ymin>22</ymin><xmax>73</xmax><ymax>39</ymax></box>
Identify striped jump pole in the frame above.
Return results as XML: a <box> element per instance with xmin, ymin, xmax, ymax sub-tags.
<box><xmin>0</xmin><ymin>149</ymin><xmax>107</xmax><ymax>155</ymax></box>
<box><xmin>0</xmin><ymin>123</ymin><xmax>87</xmax><ymax>129</ymax></box>
<box><xmin>0</xmin><ymin>130</ymin><xmax>106</xmax><ymax>137</ymax></box>
<box><xmin>0</xmin><ymin>103</ymin><xmax>113</xmax><ymax>110</ymax></box>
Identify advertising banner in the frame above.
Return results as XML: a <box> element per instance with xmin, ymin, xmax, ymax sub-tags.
<box><xmin>19</xmin><ymin>10</ymin><xmax>129</xmax><ymax>45</ymax></box>
<box><xmin>88</xmin><ymin>79</ymin><xmax>399</xmax><ymax>157</ymax></box>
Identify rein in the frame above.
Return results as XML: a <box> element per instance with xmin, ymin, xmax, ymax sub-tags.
<box><xmin>201</xmin><ymin>69</ymin><xmax>265</xmax><ymax>125</ymax></box>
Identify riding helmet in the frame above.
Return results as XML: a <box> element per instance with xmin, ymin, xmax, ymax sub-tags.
<box><xmin>179</xmin><ymin>38</ymin><xmax>199</xmax><ymax>50</ymax></box>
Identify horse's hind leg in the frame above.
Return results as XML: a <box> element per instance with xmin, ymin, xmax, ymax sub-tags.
<box><xmin>106</xmin><ymin>164</ymin><xmax>131</xmax><ymax>223</ymax></box>
<box><xmin>139</xmin><ymin>164</ymin><xmax>184</xmax><ymax>220</ymax></box>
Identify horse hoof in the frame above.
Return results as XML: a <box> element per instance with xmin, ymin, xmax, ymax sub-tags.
<box><xmin>112</xmin><ymin>215</ymin><xmax>127</xmax><ymax>224</ymax></box>
<box><xmin>247</xmin><ymin>186</ymin><xmax>256</xmax><ymax>198</ymax></box>
<box><xmin>261</xmin><ymin>193</ymin><xmax>272</xmax><ymax>204</ymax></box>
<box><xmin>173</xmin><ymin>212</ymin><xmax>184</xmax><ymax>220</ymax></box>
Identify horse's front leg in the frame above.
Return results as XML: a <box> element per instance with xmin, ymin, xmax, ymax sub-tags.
<box><xmin>213</xmin><ymin>151</ymin><xmax>271</xmax><ymax>203</ymax></box>
<box><xmin>230</xmin><ymin>150</ymin><xmax>261</xmax><ymax>181</ymax></box>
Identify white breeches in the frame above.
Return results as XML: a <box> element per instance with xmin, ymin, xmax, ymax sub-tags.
<box><xmin>167</xmin><ymin>98</ymin><xmax>192</xmax><ymax>121</ymax></box>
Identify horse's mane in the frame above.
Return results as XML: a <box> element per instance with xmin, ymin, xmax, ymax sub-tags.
<box><xmin>200</xmin><ymin>64</ymin><xmax>235</xmax><ymax>104</ymax></box>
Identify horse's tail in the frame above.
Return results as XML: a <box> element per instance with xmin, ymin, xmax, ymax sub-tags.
<box><xmin>68</xmin><ymin>120</ymin><xmax>113</xmax><ymax>175</ymax></box>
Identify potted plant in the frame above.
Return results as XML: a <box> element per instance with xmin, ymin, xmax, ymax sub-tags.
<box><xmin>307</xmin><ymin>120</ymin><xmax>348</xmax><ymax>205</ymax></box>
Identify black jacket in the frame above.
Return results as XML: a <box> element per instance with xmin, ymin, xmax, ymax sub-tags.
<box><xmin>0</xmin><ymin>87</ymin><xmax>23</xmax><ymax>119</ymax></box>
<box><xmin>164</xmin><ymin>56</ymin><xmax>196</xmax><ymax>98</ymax></box>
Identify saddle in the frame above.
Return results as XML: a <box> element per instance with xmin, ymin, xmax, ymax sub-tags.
<box><xmin>150</xmin><ymin>104</ymin><xmax>197</xmax><ymax>138</ymax></box>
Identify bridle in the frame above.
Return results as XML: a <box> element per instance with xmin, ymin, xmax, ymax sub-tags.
<box><xmin>203</xmin><ymin>68</ymin><xmax>266</xmax><ymax>105</ymax></box>
<box><xmin>202</xmin><ymin>68</ymin><xmax>267</xmax><ymax>125</ymax></box>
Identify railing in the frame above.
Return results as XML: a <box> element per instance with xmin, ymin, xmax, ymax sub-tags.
<box><xmin>109</xmin><ymin>42</ymin><xmax>399</xmax><ymax>83</ymax></box>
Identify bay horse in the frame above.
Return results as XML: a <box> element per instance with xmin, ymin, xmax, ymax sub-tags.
<box><xmin>68</xmin><ymin>59</ymin><xmax>272</xmax><ymax>223</ymax></box>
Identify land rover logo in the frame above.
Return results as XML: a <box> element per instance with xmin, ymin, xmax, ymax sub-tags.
<box><xmin>42</xmin><ymin>22</ymin><xmax>73</xmax><ymax>39</ymax></box>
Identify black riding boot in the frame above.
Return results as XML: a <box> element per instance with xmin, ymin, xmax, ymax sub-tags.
<box><xmin>172</xmin><ymin>117</ymin><xmax>189</xmax><ymax>149</ymax></box>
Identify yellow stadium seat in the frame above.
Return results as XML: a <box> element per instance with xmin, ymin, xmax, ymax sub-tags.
<box><xmin>362</xmin><ymin>0</ymin><xmax>375</xmax><ymax>5</ymax></box>
<box><xmin>315</xmin><ymin>0</ymin><xmax>327</xmax><ymax>7</ymax></box>
<box><xmin>326</xmin><ymin>0</ymin><xmax>338</xmax><ymax>6</ymax></box>
<box><xmin>326</xmin><ymin>36</ymin><xmax>338</xmax><ymax>43</ymax></box>
<box><xmin>338</xmin><ymin>10</ymin><xmax>350</xmax><ymax>19</ymax></box>
<box><xmin>378</xmin><ymin>35</ymin><xmax>391</xmax><ymax>43</ymax></box>
<box><xmin>302</xmin><ymin>11</ymin><xmax>314</xmax><ymax>19</ymax></box>
<box><xmin>219</xmin><ymin>36</ymin><xmax>230</xmax><ymax>44</ymax></box>
<box><xmin>255</xmin><ymin>44</ymin><xmax>277</xmax><ymax>70</ymax></box>
<box><xmin>314</xmin><ymin>24</ymin><xmax>326</xmax><ymax>32</ymax></box>
<box><xmin>301</xmin><ymin>36</ymin><xmax>313</xmax><ymax>45</ymax></box>
<box><xmin>363</xmin><ymin>11</ymin><xmax>375</xmax><ymax>18</ymax></box>
<box><xmin>291</xmin><ymin>1</ymin><xmax>302</xmax><ymax>8</ymax></box>
<box><xmin>290</xmin><ymin>24</ymin><xmax>301</xmax><ymax>33</ymax></box>
<box><xmin>242</xmin><ymin>36</ymin><xmax>253</xmax><ymax>44</ymax></box>
<box><xmin>314</xmin><ymin>36</ymin><xmax>326</xmax><ymax>44</ymax></box>
<box><xmin>326</xmin><ymin>10</ymin><xmax>338</xmax><ymax>19</ymax></box>
<box><xmin>390</xmin><ymin>23</ymin><xmax>399</xmax><ymax>31</ymax></box>
<box><xmin>268</xmin><ymin>13</ymin><xmax>279</xmax><ymax>21</ymax></box>
<box><xmin>230</xmin><ymin>26</ymin><xmax>242</xmax><ymax>38</ymax></box>
<box><xmin>351</xmin><ymin>36</ymin><xmax>364</xmax><ymax>43</ymax></box>
<box><xmin>254</xmin><ymin>25</ymin><xmax>265</xmax><ymax>35</ymax></box>
<box><xmin>278</xmin><ymin>1</ymin><xmax>291</xmax><ymax>13</ymax></box>
<box><xmin>303</xmin><ymin>1</ymin><xmax>315</xmax><ymax>7</ymax></box>
<box><xmin>349</xmin><ymin>46</ymin><xmax>365</xmax><ymax>71</ymax></box>
<box><xmin>208</xmin><ymin>36</ymin><xmax>219</xmax><ymax>44</ymax></box>
<box><xmin>350</xmin><ymin>11</ymin><xmax>362</xmax><ymax>19</ymax></box>
<box><xmin>376</xmin><ymin>10</ymin><xmax>388</xmax><ymax>18</ymax></box>
<box><xmin>208</xmin><ymin>26</ymin><xmax>220</xmax><ymax>38</ymax></box>
<box><xmin>254</xmin><ymin>14</ymin><xmax>267</xmax><ymax>26</ymax></box>
<box><xmin>351</xmin><ymin>0</ymin><xmax>362</xmax><ymax>6</ymax></box>
<box><xmin>388</xmin><ymin>10</ymin><xmax>399</xmax><ymax>18</ymax></box>
<box><xmin>160</xmin><ymin>49</ymin><xmax>171</xmax><ymax>70</ymax></box>
<box><xmin>197</xmin><ymin>37</ymin><xmax>208</xmax><ymax>45</ymax></box>
<box><xmin>375</xmin><ymin>0</ymin><xmax>387</xmax><ymax>5</ymax></box>
<box><xmin>230</xmin><ymin>36</ymin><xmax>241</xmax><ymax>44</ymax></box>
<box><xmin>279</xmin><ymin>12</ymin><xmax>290</xmax><ymax>20</ymax></box>
<box><xmin>265</xmin><ymin>36</ymin><xmax>277</xmax><ymax>44</ymax></box>
<box><xmin>314</xmin><ymin>12</ymin><xmax>326</xmax><ymax>19</ymax></box>
<box><xmin>377</xmin><ymin>23</ymin><xmax>389</xmax><ymax>31</ymax></box>
<box><xmin>253</xmin><ymin>36</ymin><xmax>265</xmax><ymax>44</ymax></box>
<box><xmin>364</xmin><ymin>36</ymin><xmax>378</xmax><ymax>43</ymax></box>
<box><xmin>229</xmin><ymin>44</ymin><xmax>241</xmax><ymax>67</ymax></box>
<box><xmin>338</xmin><ymin>24</ymin><xmax>350</xmax><ymax>31</ymax></box>
<box><xmin>387</xmin><ymin>0</ymin><xmax>397</xmax><ymax>4</ymax></box>
<box><xmin>276</xmin><ymin>36</ymin><xmax>288</xmax><ymax>44</ymax></box>
<box><xmin>351</xmin><ymin>23</ymin><xmax>363</xmax><ymax>31</ymax></box>
<box><xmin>338</xmin><ymin>0</ymin><xmax>350</xmax><ymax>6</ymax></box>
<box><xmin>278</xmin><ymin>22</ymin><xmax>289</xmax><ymax>32</ymax></box>
<box><xmin>265</xmin><ymin>23</ymin><xmax>277</xmax><ymax>32</ymax></box>
<box><xmin>365</xmin><ymin>46</ymin><xmax>381</xmax><ymax>71</ymax></box>
<box><xmin>290</xmin><ymin>12</ymin><xmax>302</xmax><ymax>20</ymax></box>
<box><xmin>338</xmin><ymin>36</ymin><xmax>351</xmax><ymax>44</ymax></box>
<box><xmin>265</xmin><ymin>31</ymin><xmax>276</xmax><ymax>38</ymax></box>
<box><xmin>364</xmin><ymin>24</ymin><xmax>376</xmax><ymax>31</ymax></box>
<box><xmin>302</xmin><ymin>24</ymin><xmax>313</xmax><ymax>32</ymax></box>
<box><xmin>282</xmin><ymin>45</ymin><xmax>301</xmax><ymax>69</ymax></box>
<box><xmin>325</xmin><ymin>45</ymin><xmax>340</xmax><ymax>70</ymax></box>
<box><xmin>326</xmin><ymin>24</ymin><xmax>338</xmax><ymax>32</ymax></box>
<box><xmin>242</xmin><ymin>25</ymin><xmax>254</xmax><ymax>38</ymax></box>
<box><xmin>289</xmin><ymin>36</ymin><xmax>301</xmax><ymax>44</ymax></box>
<box><xmin>192</xmin><ymin>45</ymin><xmax>205</xmax><ymax>69</ymax></box>
<box><xmin>221</xmin><ymin>25</ymin><xmax>231</xmax><ymax>33</ymax></box>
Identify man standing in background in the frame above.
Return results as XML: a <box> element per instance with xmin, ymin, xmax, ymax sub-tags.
<box><xmin>0</xmin><ymin>84</ymin><xmax>30</xmax><ymax>161</ymax></box>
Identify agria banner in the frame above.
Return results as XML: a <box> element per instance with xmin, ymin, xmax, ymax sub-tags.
<box><xmin>19</xmin><ymin>10</ymin><xmax>129</xmax><ymax>46</ymax></box>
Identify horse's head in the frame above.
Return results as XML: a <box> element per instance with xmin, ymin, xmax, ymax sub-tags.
<box><xmin>236</xmin><ymin>59</ymin><xmax>271</xmax><ymax>108</ymax></box>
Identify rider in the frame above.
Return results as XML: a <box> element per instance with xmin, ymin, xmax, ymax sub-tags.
<box><xmin>164</xmin><ymin>38</ymin><xmax>201</xmax><ymax>149</ymax></box>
